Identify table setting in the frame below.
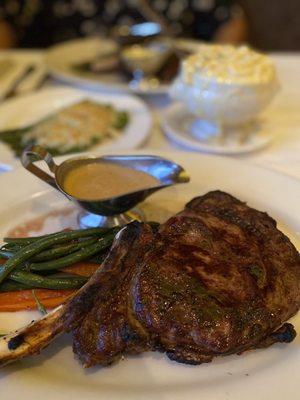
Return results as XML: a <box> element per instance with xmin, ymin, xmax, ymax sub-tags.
<box><xmin>0</xmin><ymin>27</ymin><xmax>300</xmax><ymax>400</ymax></box>
<box><xmin>0</xmin><ymin>42</ymin><xmax>299</xmax><ymax>179</ymax></box>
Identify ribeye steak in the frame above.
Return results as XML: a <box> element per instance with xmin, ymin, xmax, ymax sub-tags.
<box><xmin>72</xmin><ymin>190</ymin><xmax>300</xmax><ymax>366</ymax></box>
<box><xmin>1</xmin><ymin>191</ymin><xmax>299</xmax><ymax>368</ymax></box>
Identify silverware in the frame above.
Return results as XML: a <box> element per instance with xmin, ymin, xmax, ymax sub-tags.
<box><xmin>21</xmin><ymin>145</ymin><xmax>190</xmax><ymax>227</ymax></box>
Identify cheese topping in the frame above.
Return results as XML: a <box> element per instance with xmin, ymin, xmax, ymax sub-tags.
<box><xmin>22</xmin><ymin>100</ymin><xmax>127</xmax><ymax>152</ymax></box>
<box><xmin>181</xmin><ymin>45</ymin><xmax>276</xmax><ymax>85</ymax></box>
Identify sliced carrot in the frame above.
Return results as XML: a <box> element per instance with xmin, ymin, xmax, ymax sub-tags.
<box><xmin>62</xmin><ymin>261</ymin><xmax>100</xmax><ymax>277</ymax></box>
<box><xmin>0</xmin><ymin>289</ymin><xmax>75</xmax><ymax>312</ymax></box>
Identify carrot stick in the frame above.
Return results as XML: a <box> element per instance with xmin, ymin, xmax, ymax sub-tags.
<box><xmin>0</xmin><ymin>289</ymin><xmax>75</xmax><ymax>312</ymax></box>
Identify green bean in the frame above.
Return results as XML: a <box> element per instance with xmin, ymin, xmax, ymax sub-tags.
<box><xmin>0</xmin><ymin>228</ymin><xmax>117</xmax><ymax>284</ymax></box>
<box><xmin>1</xmin><ymin>243</ymin><xmax>23</xmax><ymax>253</ymax></box>
<box><xmin>32</xmin><ymin>238</ymin><xmax>98</xmax><ymax>262</ymax></box>
<box><xmin>0</xmin><ymin>249</ymin><xmax>14</xmax><ymax>259</ymax></box>
<box><xmin>89</xmin><ymin>251</ymin><xmax>109</xmax><ymax>264</ymax></box>
<box><xmin>0</xmin><ymin>280</ymin><xmax>34</xmax><ymax>292</ymax></box>
<box><xmin>3</xmin><ymin>227</ymin><xmax>113</xmax><ymax>245</ymax></box>
<box><xmin>7</xmin><ymin>270</ymin><xmax>88</xmax><ymax>289</ymax></box>
<box><xmin>0</xmin><ymin>238</ymin><xmax>98</xmax><ymax>262</ymax></box>
<box><xmin>30</xmin><ymin>233</ymin><xmax>117</xmax><ymax>271</ymax></box>
<box><xmin>2</xmin><ymin>244</ymin><xmax>32</xmax><ymax>257</ymax></box>
<box><xmin>0</xmin><ymin>274</ymin><xmax>89</xmax><ymax>292</ymax></box>
<box><xmin>3</xmin><ymin>235</ymin><xmax>50</xmax><ymax>246</ymax></box>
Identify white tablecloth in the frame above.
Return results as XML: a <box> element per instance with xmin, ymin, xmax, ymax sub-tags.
<box><xmin>0</xmin><ymin>51</ymin><xmax>299</xmax><ymax>181</ymax></box>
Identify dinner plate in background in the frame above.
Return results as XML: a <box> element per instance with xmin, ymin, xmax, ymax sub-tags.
<box><xmin>45</xmin><ymin>37</ymin><xmax>170</xmax><ymax>95</ymax></box>
<box><xmin>0</xmin><ymin>150</ymin><xmax>299</xmax><ymax>400</ymax></box>
<box><xmin>45</xmin><ymin>37</ymin><xmax>204</xmax><ymax>95</ymax></box>
<box><xmin>0</xmin><ymin>86</ymin><xmax>152</xmax><ymax>168</ymax></box>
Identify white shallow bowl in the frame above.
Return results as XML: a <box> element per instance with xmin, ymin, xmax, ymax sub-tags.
<box><xmin>0</xmin><ymin>149</ymin><xmax>300</xmax><ymax>400</ymax></box>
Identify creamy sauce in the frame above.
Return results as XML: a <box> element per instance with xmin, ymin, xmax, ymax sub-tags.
<box><xmin>181</xmin><ymin>44</ymin><xmax>276</xmax><ymax>85</ymax></box>
<box><xmin>62</xmin><ymin>162</ymin><xmax>160</xmax><ymax>200</ymax></box>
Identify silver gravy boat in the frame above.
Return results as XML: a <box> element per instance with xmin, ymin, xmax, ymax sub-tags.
<box><xmin>21</xmin><ymin>145</ymin><xmax>190</xmax><ymax>227</ymax></box>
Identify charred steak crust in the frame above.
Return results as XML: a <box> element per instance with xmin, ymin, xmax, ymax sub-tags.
<box><xmin>72</xmin><ymin>222</ymin><xmax>154</xmax><ymax>367</ymax></box>
<box><xmin>71</xmin><ymin>191</ymin><xmax>300</xmax><ymax>367</ymax></box>
<box><xmin>131</xmin><ymin>191</ymin><xmax>300</xmax><ymax>365</ymax></box>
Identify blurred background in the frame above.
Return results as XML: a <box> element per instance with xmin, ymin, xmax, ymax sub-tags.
<box><xmin>0</xmin><ymin>0</ymin><xmax>299</xmax><ymax>177</ymax></box>
<box><xmin>0</xmin><ymin>0</ymin><xmax>299</xmax><ymax>50</ymax></box>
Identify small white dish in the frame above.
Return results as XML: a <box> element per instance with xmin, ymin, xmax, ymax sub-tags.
<box><xmin>0</xmin><ymin>87</ymin><xmax>152</xmax><ymax>167</ymax></box>
<box><xmin>162</xmin><ymin>103</ymin><xmax>271</xmax><ymax>155</ymax></box>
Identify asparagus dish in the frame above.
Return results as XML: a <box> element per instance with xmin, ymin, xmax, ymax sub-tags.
<box><xmin>0</xmin><ymin>100</ymin><xmax>129</xmax><ymax>157</ymax></box>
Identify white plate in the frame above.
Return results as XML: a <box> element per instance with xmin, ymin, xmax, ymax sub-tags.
<box><xmin>162</xmin><ymin>103</ymin><xmax>272</xmax><ymax>155</ymax></box>
<box><xmin>0</xmin><ymin>87</ymin><xmax>152</xmax><ymax>168</ymax></box>
<box><xmin>45</xmin><ymin>37</ymin><xmax>204</xmax><ymax>96</ymax></box>
<box><xmin>45</xmin><ymin>37</ymin><xmax>169</xmax><ymax>95</ymax></box>
<box><xmin>0</xmin><ymin>150</ymin><xmax>299</xmax><ymax>400</ymax></box>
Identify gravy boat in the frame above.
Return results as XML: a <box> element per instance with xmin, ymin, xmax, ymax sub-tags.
<box><xmin>21</xmin><ymin>145</ymin><xmax>190</xmax><ymax>227</ymax></box>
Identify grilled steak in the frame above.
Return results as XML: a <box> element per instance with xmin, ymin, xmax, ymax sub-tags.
<box><xmin>73</xmin><ymin>190</ymin><xmax>300</xmax><ymax>367</ymax></box>
<box><xmin>71</xmin><ymin>222</ymin><xmax>154</xmax><ymax>366</ymax></box>
<box><xmin>1</xmin><ymin>191</ymin><xmax>299</xmax><ymax>368</ymax></box>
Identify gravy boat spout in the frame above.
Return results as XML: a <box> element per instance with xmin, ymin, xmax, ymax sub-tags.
<box><xmin>21</xmin><ymin>146</ymin><xmax>190</xmax><ymax>226</ymax></box>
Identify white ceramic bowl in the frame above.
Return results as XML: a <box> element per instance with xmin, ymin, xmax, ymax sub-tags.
<box><xmin>170</xmin><ymin>45</ymin><xmax>279</xmax><ymax>127</ymax></box>
<box><xmin>171</xmin><ymin>74</ymin><xmax>279</xmax><ymax>126</ymax></box>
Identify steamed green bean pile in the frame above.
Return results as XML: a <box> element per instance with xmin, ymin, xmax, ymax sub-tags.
<box><xmin>0</xmin><ymin>226</ymin><xmax>121</xmax><ymax>292</ymax></box>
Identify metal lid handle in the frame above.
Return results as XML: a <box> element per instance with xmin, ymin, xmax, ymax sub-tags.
<box><xmin>21</xmin><ymin>145</ymin><xmax>58</xmax><ymax>190</ymax></box>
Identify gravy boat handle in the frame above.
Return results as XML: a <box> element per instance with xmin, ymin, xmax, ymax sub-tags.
<box><xmin>21</xmin><ymin>145</ymin><xmax>58</xmax><ymax>190</ymax></box>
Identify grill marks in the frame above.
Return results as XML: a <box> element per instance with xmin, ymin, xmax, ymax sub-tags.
<box><xmin>130</xmin><ymin>191</ymin><xmax>300</xmax><ymax>362</ymax></box>
<box><xmin>184</xmin><ymin>194</ymin><xmax>281</xmax><ymax>298</ymax></box>
<box><xmin>70</xmin><ymin>191</ymin><xmax>300</xmax><ymax>366</ymax></box>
